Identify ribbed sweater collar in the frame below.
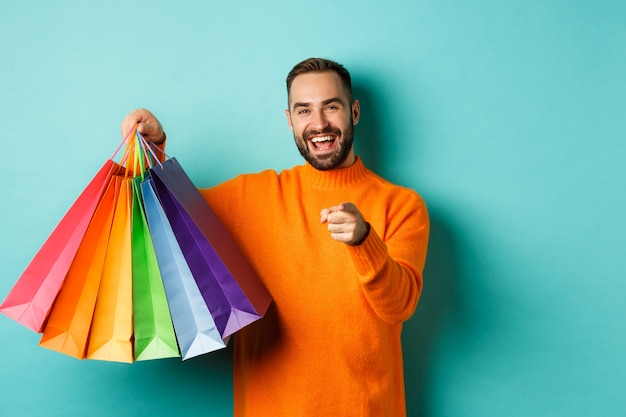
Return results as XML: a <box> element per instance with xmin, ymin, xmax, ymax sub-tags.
<box><xmin>301</xmin><ymin>156</ymin><xmax>370</xmax><ymax>190</ymax></box>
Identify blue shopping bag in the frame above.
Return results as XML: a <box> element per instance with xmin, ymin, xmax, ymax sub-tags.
<box><xmin>141</xmin><ymin>175</ymin><xmax>227</xmax><ymax>360</ymax></box>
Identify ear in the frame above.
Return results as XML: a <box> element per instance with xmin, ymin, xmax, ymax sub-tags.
<box><xmin>285</xmin><ymin>109</ymin><xmax>294</xmax><ymax>132</ymax></box>
<box><xmin>352</xmin><ymin>99</ymin><xmax>360</xmax><ymax>126</ymax></box>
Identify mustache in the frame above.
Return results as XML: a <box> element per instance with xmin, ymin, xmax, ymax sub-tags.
<box><xmin>303</xmin><ymin>126</ymin><xmax>342</xmax><ymax>141</ymax></box>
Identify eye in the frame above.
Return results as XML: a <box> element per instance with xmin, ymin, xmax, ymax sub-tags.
<box><xmin>325</xmin><ymin>104</ymin><xmax>340</xmax><ymax>111</ymax></box>
<box><xmin>297</xmin><ymin>108</ymin><xmax>309</xmax><ymax>115</ymax></box>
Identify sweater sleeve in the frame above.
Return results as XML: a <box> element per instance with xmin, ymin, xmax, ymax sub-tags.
<box><xmin>348</xmin><ymin>193</ymin><xmax>429</xmax><ymax>324</ymax></box>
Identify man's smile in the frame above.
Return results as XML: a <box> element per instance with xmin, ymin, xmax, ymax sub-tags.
<box><xmin>310</xmin><ymin>135</ymin><xmax>337</xmax><ymax>152</ymax></box>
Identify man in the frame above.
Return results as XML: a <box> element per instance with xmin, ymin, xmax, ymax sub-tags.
<box><xmin>122</xmin><ymin>58</ymin><xmax>429</xmax><ymax>417</ymax></box>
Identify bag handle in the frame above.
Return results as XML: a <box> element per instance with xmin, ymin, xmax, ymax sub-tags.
<box><xmin>115</xmin><ymin>125</ymin><xmax>168</xmax><ymax>178</ymax></box>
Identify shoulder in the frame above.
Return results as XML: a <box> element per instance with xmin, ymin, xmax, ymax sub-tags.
<box><xmin>363</xmin><ymin>167</ymin><xmax>427</xmax><ymax>211</ymax></box>
<box><xmin>203</xmin><ymin>166</ymin><xmax>300</xmax><ymax>200</ymax></box>
<box><xmin>215</xmin><ymin>168</ymin><xmax>281</xmax><ymax>189</ymax></box>
<box><xmin>199</xmin><ymin>169</ymin><xmax>282</xmax><ymax>216</ymax></box>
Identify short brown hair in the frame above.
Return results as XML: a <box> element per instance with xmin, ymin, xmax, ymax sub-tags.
<box><xmin>286</xmin><ymin>57</ymin><xmax>353</xmax><ymax>103</ymax></box>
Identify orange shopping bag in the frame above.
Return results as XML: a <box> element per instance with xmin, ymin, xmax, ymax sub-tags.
<box><xmin>86</xmin><ymin>176</ymin><xmax>135</xmax><ymax>363</ymax></box>
<box><xmin>38</xmin><ymin>175</ymin><xmax>120</xmax><ymax>359</ymax></box>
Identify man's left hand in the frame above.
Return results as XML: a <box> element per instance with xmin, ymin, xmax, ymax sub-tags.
<box><xmin>320</xmin><ymin>202</ymin><xmax>370</xmax><ymax>246</ymax></box>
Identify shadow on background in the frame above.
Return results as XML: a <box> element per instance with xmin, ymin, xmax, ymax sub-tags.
<box><xmin>403</xmin><ymin>209</ymin><xmax>460</xmax><ymax>417</ymax></box>
<box><xmin>354</xmin><ymin>80</ymin><xmax>461</xmax><ymax>416</ymax></box>
<box><xmin>125</xmin><ymin>342</ymin><xmax>235</xmax><ymax>415</ymax></box>
<box><xmin>353</xmin><ymin>83</ymin><xmax>383</xmax><ymax>174</ymax></box>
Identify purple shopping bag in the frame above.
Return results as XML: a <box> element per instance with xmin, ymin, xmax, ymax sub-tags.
<box><xmin>149</xmin><ymin>158</ymin><xmax>271</xmax><ymax>339</ymax></box>
<box><xmin>141</xmin><ymin>176</ymin><xmax>226</xmax><ymax>360</ymax></box>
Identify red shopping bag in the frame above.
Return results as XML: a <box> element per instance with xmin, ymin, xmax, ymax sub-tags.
<box><xmin>0</xmin><ymin>160</ymin><xmax>122</xmax><ymax>332</ymax></box>
<box><xmin>38</xmin><ymin>176</ymin><xmax>119</xmax><ymax>358</ymax></box>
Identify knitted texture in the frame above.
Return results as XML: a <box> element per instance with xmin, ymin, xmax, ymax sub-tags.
<box><xmin>200</xmin><ymin>157</ymin><xmax>429</xmax><ymax>417</ymax></box>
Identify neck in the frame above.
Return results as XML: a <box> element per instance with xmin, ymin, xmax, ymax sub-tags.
<box><xmin>302</xmin><ymin>156</ymin><xmax>368</xmax><ymax>190</ymax></box>
<box><xmin>337</xmin><ymin>151</ymin><xmax>356</xmax><ymax>169</ymax></box>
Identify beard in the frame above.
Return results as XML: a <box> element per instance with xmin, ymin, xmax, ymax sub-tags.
<box><xmin>294</xmin><ymin>123</ymin><xmax>354</xmax><ymax>171</ymax></box>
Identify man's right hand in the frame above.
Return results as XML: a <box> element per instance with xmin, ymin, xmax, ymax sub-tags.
<box><xmin>121</xmin><ymin>108</ymin><xmax>166</xmax><ymax>144</ymax></box>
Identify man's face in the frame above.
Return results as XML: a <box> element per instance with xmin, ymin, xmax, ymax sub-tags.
<box><xmin>286</xmin><ymin>72</ymin><xmax>360</xmax><ymax>171</ymax></box>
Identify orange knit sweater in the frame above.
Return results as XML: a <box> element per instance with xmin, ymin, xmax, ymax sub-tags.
<box><xmin>200</xmin><ymin>157</ymin><xmax>429</xmax><ymax>417</ymax></box>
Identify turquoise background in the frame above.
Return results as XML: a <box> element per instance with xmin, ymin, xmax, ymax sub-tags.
<box><xmin>1</xmin><ymin>1</ymin><xmax>625</xmax><ymax>416</ymax></box>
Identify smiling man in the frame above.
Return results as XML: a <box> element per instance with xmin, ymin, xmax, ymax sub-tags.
<box><xmin>122</xmin><ymin>57</ymin><xmax>429</xmax><ymax>417</ymax></box>
<box><xmin>286</xmin><ymin>68</ymin><xmax>359</xmax><ymax>171</ymax></box>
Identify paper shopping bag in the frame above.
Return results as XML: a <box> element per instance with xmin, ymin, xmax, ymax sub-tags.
<box><xmin>0</xmin><ymin>160</ymin><xmax>120</xmax><ymax>332</ymax></box>
<box><xmin>131</xmin><ymin>177</ymin><xmax>179</xmax><ymax>361</ymax></box>
<box><xmin>151</xmin><ymin>171</ymin><xmax>259</xmax><ymax>339</ymax></box>
<box><xmin>86</xmin><ymin>176</ymin><xmax>134</xmax><ymax>363</ymax></box>
<box><xmin>38</xmin><ymin>176</ymin><xmax>118</xmax><ymax>359</ymax></box>
<box><xmin>149</xmin><ymin>158</ymin><xmax>271</xmax><ymax>338</ymax></box>
<box><xmin>141</xmin><ymin>176</ymin><xmax>226</xmax><ymax>360</ymax></box>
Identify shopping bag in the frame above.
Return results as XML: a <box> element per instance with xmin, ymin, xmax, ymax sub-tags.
<box><xmin>86</xmin><ymin>176</ymin><xmax>134</xmax><ymax>363</ymax></box>
<box><xmin>149</xmin><ymin>158</ymin><xmax>271</xmax><ymax>338</ymax></box>
<box><xmin>131</xmin><ymin>176</ymin><xmax>179</xmax><ymax>361</ymax></box>
<box><xmin>4</xmin><ymin>127</ymin><xmax>271</xmax><ymax>363</ymax></box>
<box><xmin>141</xmin><ymin>176</ymin><xmax>226</xmax><ymax>360</ymax></box>
<box><xmin>152</xmin><ymin>170</ymin><xmax>259</xmax><ymax>339</ymax></box>
<box><xmin>0</xmin><ymin>160</ymin><xmax>120</xmax><ymax>332</ymax></box>
<box><xmin>38</xmin><ymin>175</ymin><xmax>119</xmax><ymax>359</ymax></box>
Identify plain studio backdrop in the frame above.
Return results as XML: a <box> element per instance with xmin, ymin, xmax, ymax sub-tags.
<box><xmin>1</xmin><ymin>1</ymin><xmax>624</xmax><ymax>416</ymax></box>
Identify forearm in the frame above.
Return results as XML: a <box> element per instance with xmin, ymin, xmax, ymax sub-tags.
<box><xmin>348</xmin><ymin>198</ymin><xmax>429</xmax><ymax>324</ymax></box>
<box><xmin>348</xmin><ymin>228</ymin><xmax>423</xmax><ymax>323</ymax></box>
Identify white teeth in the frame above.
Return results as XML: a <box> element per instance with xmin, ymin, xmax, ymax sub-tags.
<box><xmin>312</xmin><ymin>136</ymin><xmax>333</xmax><ymax>143</ymax></box>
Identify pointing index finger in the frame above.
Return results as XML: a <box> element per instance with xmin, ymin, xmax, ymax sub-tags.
<box><xmin>320</xmin><ymin>205</ymin><xmax>342</xmax><ymax>224</ymax></box>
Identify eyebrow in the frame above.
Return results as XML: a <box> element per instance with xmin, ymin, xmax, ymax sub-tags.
<box><xmin>292</xmin><ymin>97</ymin><xmax>344</xmax><ymax>111</ymax></box>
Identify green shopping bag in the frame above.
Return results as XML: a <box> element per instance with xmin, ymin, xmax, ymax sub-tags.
<box><xmin>131</xmin><ymin>176</ymin><xmax>180</xmax><ymax>361</ymax></box>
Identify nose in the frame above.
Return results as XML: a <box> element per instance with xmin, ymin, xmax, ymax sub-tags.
<box><xmin>310</xmin><ymin>109</ymin><xmax>330</xmax><ymax>131</ymax></box>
